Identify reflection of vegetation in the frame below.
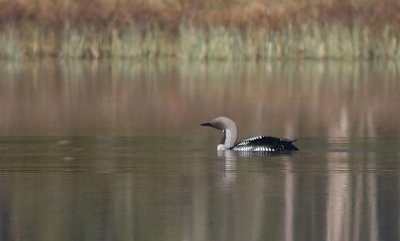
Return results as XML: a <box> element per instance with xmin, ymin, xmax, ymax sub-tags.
<box><xmin>0</xmin><ymin>0</ymin><xmax>399</xmax><ymax>59</ymax></box>
<box><xmin>0</xmin><ymin>60</ymin><xmax>400</xmax><ymax>138</ymax></box>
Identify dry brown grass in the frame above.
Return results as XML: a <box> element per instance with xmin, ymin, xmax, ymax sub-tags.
<box><xmin>0</xmin><ymin>0</ymin><xmax>399</xmax><ymax>30</ymax></box>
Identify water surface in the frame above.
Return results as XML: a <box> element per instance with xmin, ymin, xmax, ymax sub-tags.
<box><xmin>0</xmin><ymin>60</ymin><xmax>399</xmax><ymax>241</ymax></box>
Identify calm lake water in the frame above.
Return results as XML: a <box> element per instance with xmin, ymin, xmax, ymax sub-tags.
<box><xmin>0</xmin><ymin>60</ymin><xmax>399</xmax><ymax>241</ymax></box>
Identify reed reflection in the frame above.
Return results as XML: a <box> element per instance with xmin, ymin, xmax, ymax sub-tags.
<box><xmin>0</xmin><ymin>60</ymin><xmax>399</xmax><ymax>138</ymax></box>
<box><xmin>283</xmin><ymin>157</ymin><xmax>295</xmax><ymax>241</ymax></box>
<box><xmin>324</xmin><ymin>151</ymin><xmax>392</xmax><ymax>241</ymax></box>
<box><xmin>326</xmin><ymin>152</ymin><xmax>351</xmax><ymax>241</ymax></box>
<box><xmin>209</xmin><ymin>149</ymin><xmax>395</xmax><ymax>241</ymax></box>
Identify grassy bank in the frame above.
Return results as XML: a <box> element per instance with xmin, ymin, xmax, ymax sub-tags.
<box><xmin>0</xmin><ymin>0</ymin><xmax>399</xmax><ymax>60</ymax></box>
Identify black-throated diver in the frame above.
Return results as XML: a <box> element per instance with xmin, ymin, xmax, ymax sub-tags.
<box><xmin>201</xmin><ymin>116</ymin><xmax>299</xmax><ymax>152</ymax></box>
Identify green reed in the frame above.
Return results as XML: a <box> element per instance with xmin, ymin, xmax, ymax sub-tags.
<box><xmin>0</xmin><ymin>29</ymin><xmax>23</xmax><ymax>60</ymax></box>
<box><xmin>0</xmin><ymin>23</ymin><xmax>399</xmax><ymax>60</ymax></box>
<box><xmin>178</xmin><ymin>23</ymin><xmax>400</xmax><ymax>61</ymax></box>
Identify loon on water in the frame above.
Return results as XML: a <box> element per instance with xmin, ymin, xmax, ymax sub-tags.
<box><xmin>201</xmin><ymin>116</ymin><xmax>299</xmax><ymax>152</ymax></box>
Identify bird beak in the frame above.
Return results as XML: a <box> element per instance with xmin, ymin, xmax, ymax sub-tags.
<box><xmin>200</xmin><ymin>122</ymin><xmax>212</xmax><ymax>127</ymax></box>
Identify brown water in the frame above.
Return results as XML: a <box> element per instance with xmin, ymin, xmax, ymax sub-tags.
<box><xmin>0</xmin><ymin>60</ymin><xmax>399</xmax><ymax>241</ymax></box>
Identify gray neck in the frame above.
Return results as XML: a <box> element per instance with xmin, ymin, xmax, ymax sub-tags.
<box><xmin>218</xmin><ymin>124</ymin><xmax>238</xmax><ymax>150</ymax></box>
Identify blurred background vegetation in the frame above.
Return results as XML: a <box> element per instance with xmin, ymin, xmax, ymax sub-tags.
<box><xmin>0</xmin><ymin>0</ymin><xmax>399</xmax><ymax>60</ymax></box>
